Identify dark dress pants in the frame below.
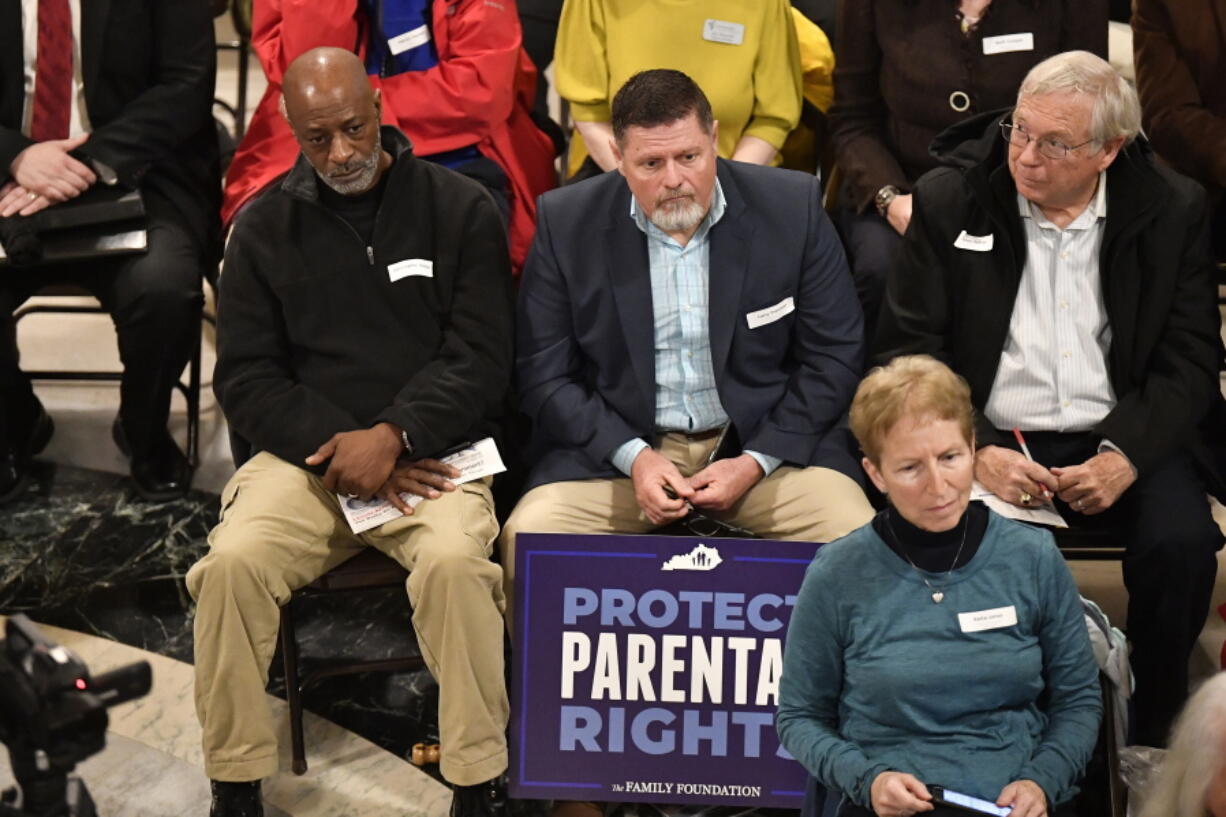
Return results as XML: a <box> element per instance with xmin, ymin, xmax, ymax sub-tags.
<box><xmin>1006</xmin><ymin>432</ymin><xmax>1222</xmax><ymax>747</ymax></box>
<box><xmin>0</xmin><ymin>197</ymin><xmax>203</xmax><ymax>459</ymax></box>
<box><xmin>835</xmin><ymin>204</ymin><xmax>902</xmax><ymax>347</ymax></box>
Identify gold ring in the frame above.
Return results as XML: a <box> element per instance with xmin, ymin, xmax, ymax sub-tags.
<box><xmin>28</xmin><ymin>191</ymin><xmax>37</xmax><ymax>200</ymax></box>
<box><xmin>1019</xmin><ymin>491</ymin><xmax>1032</xmax><ymax>505</ymax></box>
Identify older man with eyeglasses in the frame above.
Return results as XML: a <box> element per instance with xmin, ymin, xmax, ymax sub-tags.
<box><xmin>875</xmin><ymin>49</ymin><xmax>1226</xmax><ymax>749</ymax></box>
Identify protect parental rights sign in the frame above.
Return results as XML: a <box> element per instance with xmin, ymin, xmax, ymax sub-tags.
<box><xmin>510</xmin><ymin>533</ymin><xmax>823</xmax><ymax>808</ymax></box>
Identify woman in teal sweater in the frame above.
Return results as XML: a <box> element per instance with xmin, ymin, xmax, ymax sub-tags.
<box><xmin>776</xmin><ymin>356</ymin><xmax>1101</xmax><ymax>817</ymax></box>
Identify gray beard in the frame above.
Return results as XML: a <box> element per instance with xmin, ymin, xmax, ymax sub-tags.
<box><xmin>317</xmin><ymin>149</ymin><xmax>381</xmax><ymax>195</ymax></box>
<box><xmin>649</xmin><ymin>197</ymin><xmax>706</xmax><ymax>235</ymax></box>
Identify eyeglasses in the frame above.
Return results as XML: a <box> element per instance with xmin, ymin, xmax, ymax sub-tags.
<box><xmin>1000</xmin><ymin>121</ymin><xmax>1097</xmax><ymax>160</ymax></box>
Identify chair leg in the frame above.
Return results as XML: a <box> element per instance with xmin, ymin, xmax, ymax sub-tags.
<box><xmin>279</xmin><ymin>600</ymin><xmax>308</xmax><ymax>775</ymax></box>
<box><xmin>186</xmin><ymin>302</ymin><xmax>202</xmax><ymax>468</ymax></box>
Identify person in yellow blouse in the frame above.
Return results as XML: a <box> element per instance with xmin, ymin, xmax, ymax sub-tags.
<box><xmin>554</xmin><ymin>0</ymin><xmax>803</xmax><ymax>178</ymax></box>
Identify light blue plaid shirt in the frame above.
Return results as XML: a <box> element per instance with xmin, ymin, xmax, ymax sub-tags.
<box><xmin>609</xmin><ymin>179</ymin><xmax>781</xmax><ymax>477</ymax></box>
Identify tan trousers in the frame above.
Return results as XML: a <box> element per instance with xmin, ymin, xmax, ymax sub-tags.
<box><xmin>187</xmin><ymin>452</ymin><xmax>507</xmax><ymax>786</ymax></box>
<box><xmin>500</xmin><ymin>433</ymin><xmax>874</xmax><ymax>606</ymax></box>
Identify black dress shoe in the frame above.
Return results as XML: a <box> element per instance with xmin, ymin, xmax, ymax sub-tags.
<box><xmin>209</xmin><ymin>780</ymin><xmax>263</xmax><ymax>817</ymax></box>
<box><xmin>112</xmin><ymin>419</ymin><xmax>192</xmax><ymax>502</ymax></box>
<box><xmin>0</xmin><ymin>402</ymin><xmax>54</xmax><ymax>505</ymax></box>
<box><xmin>451</xmin><ymin>776</ymin><xmax>508</xmax><ymax>817</ymax></box>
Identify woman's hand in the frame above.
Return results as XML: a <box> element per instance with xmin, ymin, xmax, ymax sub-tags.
<box><xmin>885</xmin><ymin>193</ymin><xmax>913</xmax><ymax>235</ymax></box>
<box><xmin>870</xmin><ymin>771</ymin><xmax>934</xmax><ymax>817</ymax></box>
<box><xmin>996</xmin><ymin>779</ymin><xmax>1047</xmax><ymax>817</ymax></box>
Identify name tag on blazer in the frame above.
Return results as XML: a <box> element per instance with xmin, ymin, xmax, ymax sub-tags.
<box><xmin>982</xmin><ymin>33</ymin><xmax>1034</xmax><ymax>55</ymax></box>
<box><xmin>746</xmin><ymin>296</ymin><xmax>795</xmax><ymax>329</ymax></box>
<box><xmin>954</xmin><ymin>230</ymin><xmax>994</xmax><ymax>252</ymax></box>
<box><xmin>958</xmin><ymin>605</ymin><xmax>1018</xmax><ymax>633</ymax></box>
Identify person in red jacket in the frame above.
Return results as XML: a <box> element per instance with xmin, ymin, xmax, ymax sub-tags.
<box><xmin>222</xmin><ymin>0</ymin><xmax>556</xmax><ymax>274</ymax></box>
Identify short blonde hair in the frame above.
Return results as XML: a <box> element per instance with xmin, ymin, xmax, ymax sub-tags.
<box><xmin>850</xmin><ymin>355</ymin><xmax>974</xmax><ymax>464</ymax></box>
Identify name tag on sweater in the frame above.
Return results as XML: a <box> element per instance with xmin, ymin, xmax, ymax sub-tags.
<box><xmin>954</xmin><ymin>230</ymin><xmax>994</xmax><ymax>252</ymax></box>
<box><xmin>703</xmin><ymin>19</ymin><xmax>745</xmax><ymax>46</ymax></box>
<box><xmin>959</xmin><ymin>605</ymin><xmax>1018</xmax><ymax>633</ymax></box>
<box><xmin>746</xmin><ymin>296</ymin><xmax>794</xmax><ymax>329</ymax></box>
<box><xmin>983</xmin><ymin>33</ymin><xmax>1034</xmax><ymax>55</ymax></box>
<box><xmin>388</xmin><ymin>258</ymin><xmax>433</xmax><ymax>281</ymax></box>
<box><xmin>388</xmin><ymin>25</ymin><xmax>432</xmax><ymax>56</ymax></box>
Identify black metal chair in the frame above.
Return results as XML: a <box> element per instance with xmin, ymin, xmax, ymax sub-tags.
<box><xmin>12</xmin><ymin>285</ymin><xmax>203</xmax><ymax>466</ymax></box>
<box><xmin>277</xmin><ymin>548</ymin><xmax>424</xmax><ymax>775</ymax></box>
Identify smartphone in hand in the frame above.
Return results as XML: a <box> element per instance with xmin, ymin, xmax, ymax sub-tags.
<box><xmin>930</xmin><ymin>786</ymin><xmax>1013</xmax><ymax>816</ymax></box>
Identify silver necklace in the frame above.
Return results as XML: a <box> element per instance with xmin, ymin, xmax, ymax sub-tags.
<box><xmin>884</xmin><ymin>509</ymin><xmax>968</xmax><ymax>604</ymax></box>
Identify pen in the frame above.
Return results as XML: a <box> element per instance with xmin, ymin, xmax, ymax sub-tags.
<box><xmin>1011</xmin><ymin>427</ymin><xmax>1052</xmax><ymax>500</ymax></box>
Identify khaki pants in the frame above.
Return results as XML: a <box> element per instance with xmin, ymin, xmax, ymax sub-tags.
<box><xmin>187</xmin><ymin>452</ymin><xmax>507</xmax><ymax>786</ymax></box>
<box><xmin>500</xmin><ymin>433</ymin><xmax>874</xmax><ymax>606</ymax></box>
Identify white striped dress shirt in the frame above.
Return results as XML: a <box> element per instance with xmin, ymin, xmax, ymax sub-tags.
<box><xmin>984</xmin><ymin>172</ymin><xmax>1116</xmax><ymax>433</ymax></box>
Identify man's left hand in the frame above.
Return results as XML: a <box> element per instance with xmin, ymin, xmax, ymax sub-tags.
<box><xmin>0</xmin><ymin>181</ymin><xmax>53</xmax><ymax>218</ymax></box>
<box><xmin>305</xmin><ymin>423</ymin><xmax>404</xmax><ymax>498</ymax></box>
<box><xmin>1051</xmin><ymin>450</ymin><xmax>1135</xmax><ymax>515</ymax></box>
<box><xmin>995</xmin><ymin>779</ymin><xmax>1047</xmax><ymax>817</ymax></box>
<box><xmin>689</xmin><ymin>455</ymin><xmax>764</xmax><ymax>512</ymax></box>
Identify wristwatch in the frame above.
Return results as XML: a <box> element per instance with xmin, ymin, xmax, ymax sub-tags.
<box><xmin>400</xmin><ymin>429</ymin><xmax>414</xmax><ymax>455</ymax></box>
<box><xmin>874</xmin><ymin>184</ymin><xmax>901</xmax><ymax>218</ymax></box>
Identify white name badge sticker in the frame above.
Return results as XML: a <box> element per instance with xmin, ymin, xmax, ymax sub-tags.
<box><xmin>954</xmin><ymin>230</ymin><xmax>994</xmax><ymax>252</ymax></box>
<box><xmin>983</xmin><ymin>32</ymin><xmax>1035</xmax><ymax>55</ymax></box>
<box><xmin>388</xmin><ymin>24</ymin><xmax>432</xmax><ymax>56</ymax></box>
<box><xmin>703</xmin><ymin>19</ymin><xmax>746</xmax><ymax>46</ymax></box>
<box><xmin>959</xmin><ymin>605</ymin><xmax>1018</xmax><ymax>633</ymax></box>
<box><xmin>388</xmin><ymin>258</ymin><xmax>434</xmax><ymax>282</ymax></box>
<box><xmin>746</xmin><ymin>296</ymin><xmax>795</xmax><ymax>329</ymax></box>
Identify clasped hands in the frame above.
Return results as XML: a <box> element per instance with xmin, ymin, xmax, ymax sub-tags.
<box><xmin>974</xmin><ymin>444</ymin><xmax>1135</xmax><ymax>515</ymax></box>
<box><xmin>304</xmin><ymin>423</ymin><xmax>460</xmax><ymax>515</ymax></box>
<box><xmin>1</xmin><ymin>135</ymin><xmax>96</xmax><ymax>218</ymax></box>
<box><xmin>871</xmin><ymin>772</ymin><xmax>1047</xmax><ymax>817</ymax></box>
<box><xmin>629</xmin><ymin>447</ymin><xmax>763</xmax><ymax>526</ymax></box>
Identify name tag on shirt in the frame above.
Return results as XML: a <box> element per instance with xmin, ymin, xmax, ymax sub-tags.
<box><xmin>959</xmin><ymin>605</ymin><xmax>1018</xmax><ymax>633</ymax></box>
<box><xmin>703</xmin><ymin>19</ymin><xmax>745</xmax><ymax>46</ymax></box>
<box><xmin>388</xmin><ymin>25</ymin><xmax>432</xmax><ymax>56</ymax></box>
<box><xmin>982</xmin><ymin>33</ymin><xmax>1035</xmax><ymax>55</ymax></box>
<box><xmin>746</xmin><ymin>296</ymin><xmax>795</xmax><ymax>329</ymax></box>
<box><xmin>388</xmin><ymin>258</ymin><xmax>434</xmax><ymax>282</ymax></box>
<box><xmin>954</xmin><ymin>230</ymin><xmax>994</xmax><ymax>252</ymax></box>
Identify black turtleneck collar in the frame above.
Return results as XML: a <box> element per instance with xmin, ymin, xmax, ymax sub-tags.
<box><xmin>872</xmin><ymin>500</ymin><xmax>990</xmax><ymax>572</ymax></box>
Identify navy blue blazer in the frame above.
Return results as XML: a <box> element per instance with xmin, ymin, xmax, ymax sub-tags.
<box><xmin>516</xmin><ymin>158</ymin><xmax>866</xmax><ymax>493</ymax></box>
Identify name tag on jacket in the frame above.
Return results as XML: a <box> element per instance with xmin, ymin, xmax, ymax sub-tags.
<box><xmin>746</xmin><ymin>296</ymin><xmax>795</xmax><ymax>329</ymax></box>
<box><xmin>958</xmin><ymin>605</ymin><xmax>1018</xmax><ymax>633</ymax></box>
<box><xmin>703</xmin><ymin>19</ymin><xmax>745</xmax><ymax>45</ymax></box>
<box><xmin>388</xmin><ymin>258</ymin><xmax>434</xmax><ymax>281</ymax></box>
<box><xmin>982</xmin><ymin>33</ymin><xmax>1034</xmax><ymax>55</ymax></box>
<box><xmin>954</xmin><ymin>230</ymin><xmax>994</xmax><ymax>252</ymax></box>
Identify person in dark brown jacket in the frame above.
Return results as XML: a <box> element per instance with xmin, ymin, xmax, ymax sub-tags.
<box><xmin>830</xmin><ymin>0</ymin><xmax>1107</xmax><ymax>341</ymax></box>
<box><xmin>1133</xmin><ymin>0</ymin><xmax>1226</xmax><ymax>261</ymax></box>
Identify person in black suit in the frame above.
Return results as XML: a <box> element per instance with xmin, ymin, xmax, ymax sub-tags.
<box><xmin>875</xmin><ymin>50</ymin><xmax>1224</xmax><ymax>747</ymax></box>
<box><xmin>501</xmin><ymin>70</ymin><xmax>874</xmax><ymax>599</ymax></box>
<box><xmin>0</xmin><ymin>0</ymin><xmax>220</xmax><ymax>502</ymax></box>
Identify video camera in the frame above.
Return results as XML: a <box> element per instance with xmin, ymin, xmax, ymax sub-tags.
<box><xmin>0</xmin><ymin>615</ymin><xmax>151</xmax><ymax>817</ymax></box>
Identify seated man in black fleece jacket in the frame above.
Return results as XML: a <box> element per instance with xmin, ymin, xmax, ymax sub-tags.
<box><xmin>187</xmin><ymin>48</ymin><xmax>514</xmax><ymax>817</ymax></box>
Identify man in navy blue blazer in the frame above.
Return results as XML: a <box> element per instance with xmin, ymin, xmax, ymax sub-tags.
<box><xmin>501</xmin><ymin>70</ymin><xmax>873</xmax><ymax>583</ymax></box>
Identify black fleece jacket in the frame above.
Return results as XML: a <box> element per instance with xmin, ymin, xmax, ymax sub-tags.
<box><xmin>875</xmin><ymin>109</ymin><xmax>1225</xmax><ymax>490</ymax></box>
<box><xmin>215</xmin><ymin>126</ymin><xmax>513</xmax><ymax>470</ymax></box>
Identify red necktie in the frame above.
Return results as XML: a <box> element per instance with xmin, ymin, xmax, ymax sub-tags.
<box><xmin>30</xmin><ymin>0</ymin><xmax>73</xmax><ymax>142</ymax></box>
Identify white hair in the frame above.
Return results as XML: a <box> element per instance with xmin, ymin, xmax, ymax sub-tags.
<box><xmin>1017</xmin><ymin>50</ymin><xmax>1142</xmax><ymax>145</ymax></box>
<box><xmin>1138</xmin><ymin>672</ymin><xmax>1226</xmax><ymax>817</ymax></box>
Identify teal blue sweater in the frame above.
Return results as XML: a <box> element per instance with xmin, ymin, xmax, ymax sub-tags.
<box><xmin>775</xmin><ymin>513</ymin><xmax>1101</xmax><ymax>808</ymax></box>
